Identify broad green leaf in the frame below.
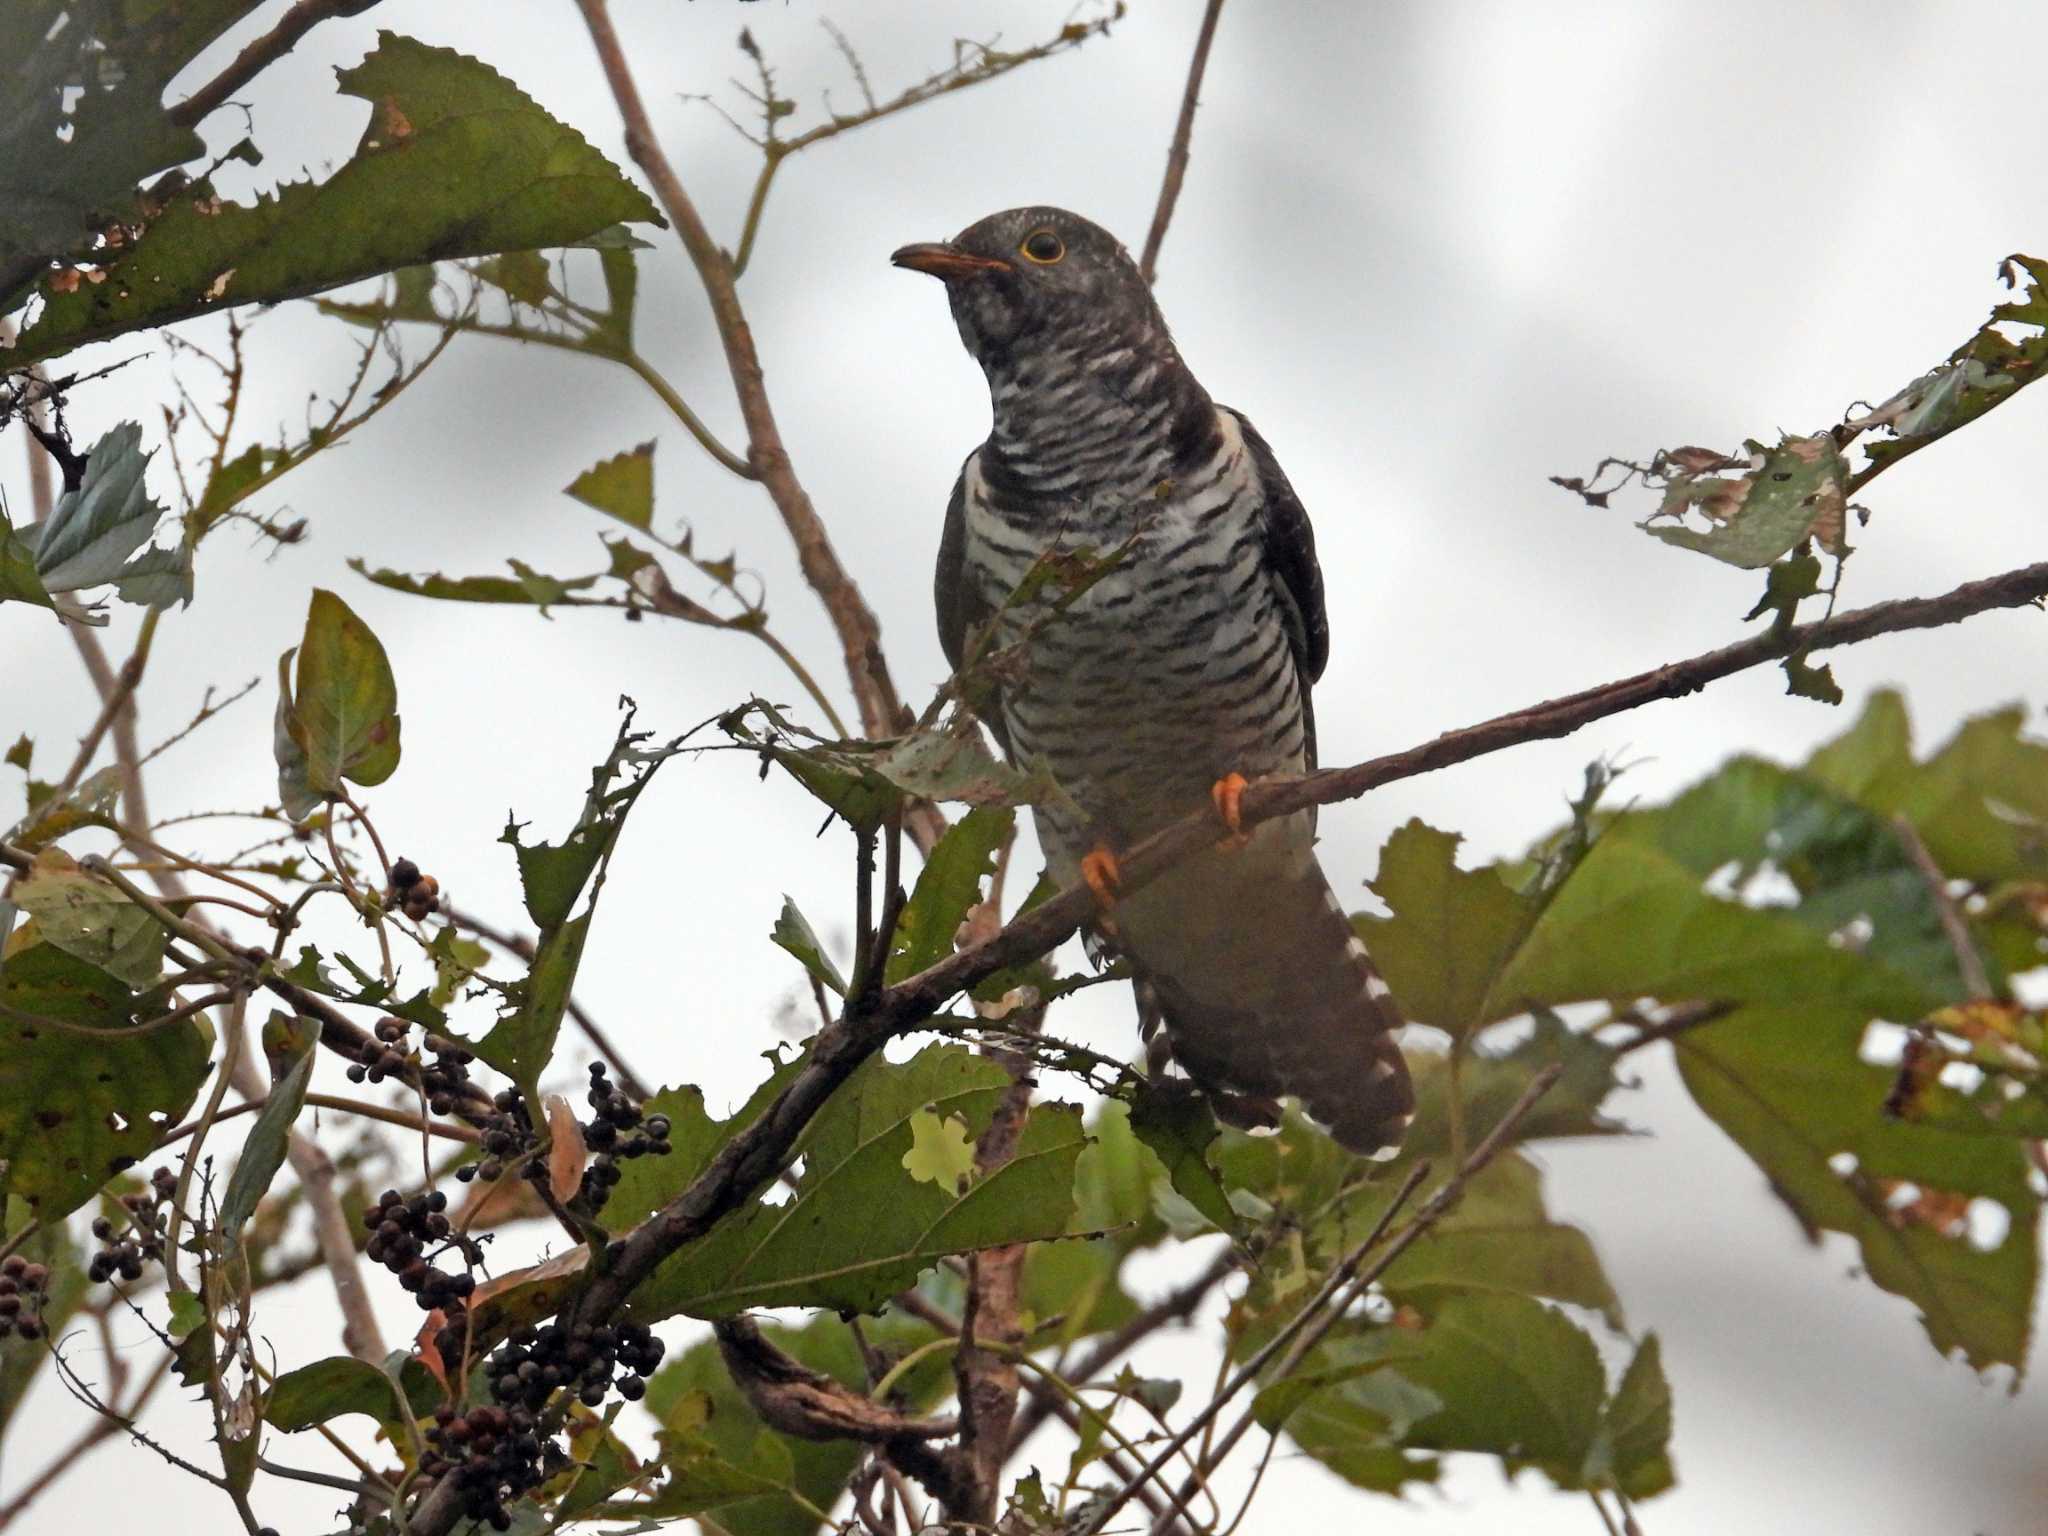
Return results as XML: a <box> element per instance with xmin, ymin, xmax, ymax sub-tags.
<box><xmin>1360</xmin><ymin>820</ymin><xmax>1537</xmax><ymax>1042</ymax></box>
<box><xmin>0</xmin><ymin>931</ymin><xmax>210</xmax><ymax>1220</ymax></box>
<box><xmin>11</xmin><ymin>424</ymin><xmax>184</xmax><ymax>610</ymax></box>
<box><xmin>1403</xmin><ymin>1018</ymin><xmax>1630</xmax><ymax>1157</ymax></box>
<box><xmin>885</xmin><ymin>806</ymin><xmax>1011</xmax><ymax>983</ymax></box>
<box><xmin>219</xmin><ymin>1014</ymin><xmax>320</xmax><ymax>1261</ymax></box>
<box><xmin>264</xmin><ymin>1351</ymin><xmax>440</xmax><ymax>1433</ymax></box>
<box><xmin>277</xmin><ymin>590</ymin><xmax>401</xmax><ymax>812</ymax></box>
<box><xmin>0</xmin><ymin>1</ymin><xmax>258</xmax><ymax>310</ymax></box>
<box><xmin>0</xmin><ymin>508</ymin><xmax>55</xmax><ymax>612</ymax></box>
<box><xmin>1379</xmin><ymin>1153</ymin><xmax>1622</xmax><ymax>1327</ymax></box>
<box><xmin>1126</xmin><ymin>1077</ymin><xmax>1239</xmax><ymax>1237</ymax></box>
<box><xmin>10</xmin><ymin>850</ymin><xmax>165</xmax><ymax>987</ymax></box>
<box><xmin>567</xmin><ymin>442</ymin><xmax>655</xmax><ymax>531</ymax></box>
<box><xmin>1396</xmin><ymin>1293</ymin><xmax>1609</xmax><ymax>1482</ymax></box>
<box><xmin>632</xmin><ymin>1045</ymin><xmax>1083</xmax><ymax>1319</ymax></box>
<box><xmin>770</xmin><ymin>898</ymin><xmax>846</xmax><ymax>996</ymax></box>
<box><xmin>1674</xmin><ymin>1003</ymin><xmax>2036</xmax><ymax>1371</ymax></box>
<box><xmin>870</xmin><ymin>725</ymin><xmax>1053</xmax><ymax>809</ymax></box>
<box><xmin>1643</xmin><ymin>434</ymin><xmax>1849</xmax><ymax>569</ymax></box>
<box><xmin>1262</xmin><ymin>1333</ymin><xmax>1443</xmax><ymax>1494</ymax></box>
<box><xmin>9</xmin><ymin>33</ymin><xmax>665</xmax><ymax>366</ymax></box>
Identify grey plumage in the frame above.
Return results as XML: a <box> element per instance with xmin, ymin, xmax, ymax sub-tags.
<box><xmin>898</xmin><ymin>207</ymin><xmax>1413</xmax><ymax>1153</ymax></box>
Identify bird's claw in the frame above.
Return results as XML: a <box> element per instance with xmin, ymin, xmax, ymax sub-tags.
<box><xmin>1081</xmin><ymin>845</ymin><xmax>1122</xmax><ymax>926</ymax></box>
<box><xmin>1211</xmin><ymin>772</ymin><xmax>1250</xmax><ymax>849</ymax></box>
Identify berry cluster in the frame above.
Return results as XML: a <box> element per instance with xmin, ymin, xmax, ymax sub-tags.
<box><xmin>485</xmin><ymin>1317</ymin><xmax>666</xmax><ymax>1412</ymax></box>
<box><xmin>571</xmin><ymin>1063</ymin><xmax>673</xmax><ymax>1215</ymax></box>
<box><xmin>456</xmin><ymin>1088</ymin><xmax>538</xmax><ymax>1187</ymax></box>
<box><xmin>345</xmin><ymin>1016</ymin><xmax>479</xmax><ymax>1118</ymax></box>
<box><xmin>419</xmin><ymin>1402</ymin><xmax>560</xmax><ymax>1531</ymax></box>
<box><xmin>0</xmin><ymin>1254</ymin><xmax>50</xmax><ymax>1341</ymax></box>
<box><xmin>88</xmin><ymin>1165</ymin><xmax>176</xmax><ymax>1285</ymax></box>
<box><xmin>387</xmin><ymin>856</ymin><xmax>441</xmax><ymax>921</ymax></box>
<box><xmin>362</xmin><ymin>1188</ymin><xmax>479</xmax><ymax>1320</ymax></box>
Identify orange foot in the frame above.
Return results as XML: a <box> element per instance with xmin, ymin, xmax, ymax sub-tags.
<box><xmin>1211</xmin><ymin>772</ymin><xmax>1250</xmax><ymax>848</ymax></box>
<box><xmin>1080</xmin><ymin>845</ymin><xmax>1122</xmax><ymax>917</ymax></box>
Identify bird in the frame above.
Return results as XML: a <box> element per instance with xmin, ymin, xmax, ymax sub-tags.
<box><xmin>894</xmin><ymin>206</ymin><xmax>1413</xmax><ymax>1154</ymax></box>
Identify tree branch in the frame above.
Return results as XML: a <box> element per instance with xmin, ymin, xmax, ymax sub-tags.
<box><xmin>573</xmin><ymin>0</ymin><xmax>918</xmax><ymax>772</ymax></box>
<box><xmin>166</xmin><ymin>0</ymin><xmax>387</xmax><ymax>130</ymax></box>
<box><xmin>878</xmin><ymin>559</ymin><xmax>2048</xmax><ymax>1027</ymax></box>
<box><xmin>1139</xmin><ymin>0</ymin><xmax>1226</xmax><ymax>286</ymax></box>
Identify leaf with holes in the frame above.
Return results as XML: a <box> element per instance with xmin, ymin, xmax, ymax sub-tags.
<box><xmin>9</xmin><ymin>32</ymin><xmax>665</xmax><ymax>366</ymax></box>
<box><xmin>1674</xmin><ymin>1003</ymin><xmax>2035</xmax><ymax>1371</ymax></box>
<box><xmin>0</xmin><ymin>932</ymin><xmax>210</xmax><ymax>1221</ymax></box>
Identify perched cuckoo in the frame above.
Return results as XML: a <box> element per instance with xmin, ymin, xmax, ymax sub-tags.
<box><xmin>896</xmin><ymin>206</ymin><xmax>1413</xmax><ymax>1154</ymax></box>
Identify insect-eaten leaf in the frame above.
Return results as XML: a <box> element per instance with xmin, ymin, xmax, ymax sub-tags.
<box><xmin>567</xmin><ymin>442</ymin><xmax>655</xmax><ymax>532</ymax></box>
<box><xmin>1642</xmin><ymin>433</ymin><xmax>1850</xmax><ymax>569</ymax></box>
<box><xmin>274</xmin><ymin>589</ymin><xmax>400</xmax><ymax>821</ymax></box>
<box><xmin>9</xmin><ymin>33</ymin><xmax>667</xmax><ymax>367</ymax></box>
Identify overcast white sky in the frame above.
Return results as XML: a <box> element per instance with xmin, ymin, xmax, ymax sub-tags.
<box><xmin>6</xmin><ymin>2</ymin><xmax>2048</xmax><ymax>1532</ymax></box>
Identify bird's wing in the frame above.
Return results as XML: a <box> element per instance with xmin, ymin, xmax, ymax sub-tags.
<box><xmin>933</xmin><ymin>450</ymin><xmax>1010</xmax><ymax>755</ymax></box>
<box><xmin>1227</xmin><ymin>407</ymin><xmax>1329</xmax><ymax>771</ymax></box>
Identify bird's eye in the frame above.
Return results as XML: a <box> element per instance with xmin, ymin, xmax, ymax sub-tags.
<box><xmin>1019</xmin><ymin>229</ymin><xmax>1065</xmax><ymax>265</ymax></box>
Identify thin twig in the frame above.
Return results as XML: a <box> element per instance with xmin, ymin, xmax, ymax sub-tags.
<box><xmin>1138</xmin><ymin>0</ymin><xmax>1227</xmax><ymax>286</ymax></box>
<box><xmin>166</xmin><ymin>0</ymin><xmax>387</xmax><ymax>129</ymax></box>
<box><xmin>1139</xmin><ymin>1067</ymin><xmax>1566</xmax><ymax>1536</ymax></box>
<box><xmin>1892</xmin><ymin>815</ymin><xmax>1992</xmax><ymax>998</ymax></box>
<box><xmin>574</xmin><ymin>0</ymin><xmax>931</xmax><ymax>837</ymax></box>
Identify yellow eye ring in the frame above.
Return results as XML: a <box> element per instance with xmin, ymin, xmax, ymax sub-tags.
<box><xmin>1019</xmin><ymin>229</ymin><xmax>1065</xmax><ymax>265</ymax></box>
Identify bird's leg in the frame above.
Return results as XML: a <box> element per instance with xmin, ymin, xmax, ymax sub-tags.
<box><xmin>1210</xmin><ymin>771</ymin><xmax>1251</xmax><ymax>849</ymax></box>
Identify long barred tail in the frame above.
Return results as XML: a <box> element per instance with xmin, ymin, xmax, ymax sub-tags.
<box><xmin>1115</xmin><ymin>830</ymin><xmax>1414</xmax><ymax>1155</ymax></box>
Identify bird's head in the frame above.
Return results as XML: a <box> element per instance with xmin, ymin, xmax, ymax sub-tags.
<box><xmin>892</xmin><ymin>206</ymin><xmax>1166</xmax><ymax>372</ymax></box>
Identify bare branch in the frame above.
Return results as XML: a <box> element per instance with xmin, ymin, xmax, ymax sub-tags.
<box><xmin>1892</xmin><ymin>815</ymin><xmax>1992</xmax><ymax>999</ymax></box>
<box><xmin>574</xmin><ymin>0</ymin><xmax>912</xmax><ymax>758</ymax></box>
<box><xmin>1139</xmin><ymin>0</ymin><xmax>1227</xmax><ymax>286</ymax></box>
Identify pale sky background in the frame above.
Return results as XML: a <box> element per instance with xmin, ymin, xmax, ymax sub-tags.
<box><xmin>5</xmin><ymin>2</ymin><xmax>2047</xmax><ymax>1533</ymax></box>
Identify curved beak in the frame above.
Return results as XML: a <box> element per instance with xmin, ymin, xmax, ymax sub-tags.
<box><xmin>891</xmin><ymin>242</ymin><xmax>1012</xmax><ymax>282</ymax></box>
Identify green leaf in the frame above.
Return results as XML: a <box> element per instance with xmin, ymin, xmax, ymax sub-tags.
<box><xmin>770</xmin><ymin>898</ymin><xmax>846</xmax><ymax>996</ymax></box>
<box><xmin>1379</xmin><ymin>1153</ymin><xmax>1623</xmax><ymax>1327</ymax></box>
<box><xmin>276</xmin><ymin>590</ymin><xmax>402</xmax><ymax>814</ymax></box>
<box><xmin>0</xmin><ymin>508</ymin><xmax>57</xmax><ymax>614</ymax></box>
<box><xmin>1591</xmin><ymin>1334</ymin><xmax>1675</xmax><ymax>1499</ymax></box>
<box><xmin>1783</xmin><ymin>651</ymin><xmax>1843</xmax><ymax>705</ymax></box>
<box><xmin>165</xmin><ymin>1289</ymin><xmax>207</xmax><ymax>1343</ymax></box>
<box><xmin>10</xmin><ymin>851</ymin><xmax>165</xmax><ymax>988</ymax></box>
<box><xmin>566</xmin><ymin>442</ymin><xmax>655</xmax><ymax>531</ymax></box>
<box><xmin>1360</xmin><ymin>820</ymin><xmax>1538</xmax><ymax>1043</ymax></box>
<box><xmin>885</xmin><ymin>806</ymin><xmax>1012</xmax><ymax>984</ymax></box>
<box><xmin>0</xmin><ymin>1</ymin><xmax>256</xmax><ymax>308</ymax></box>
<box><xmin>0</xmin><ymin>932</ymin><xmax>211</xmax><ymax>1221</ymax></box>
<box><xmin>1744</xmin><ymin>547</ymin><xmax>1826</xmax><ymax>634</ymax></box>
<box><xmin>632</xmin><ymin>1045</ymin><xmax>1083</xmax><ymax>1319</ymax></box>
<box><xmin>473</xmin><ymin>711</ymin><xmax>677</xmax><ymax>1082</ymax></box>
<box><xmin>219</xmin><ymin>1014</ymin><xmax>319</xmax><ymax>1261</ymax></box>
<box><xmin>1643</xmin><ymin>433</ymin><xmax>1849</xmax><ymax>569</ymax></box>
<box><xmin>1674</xmin><ymin>1004</ymin><xmax>2036</xmax><ymax>1371</ymax></box>
<box><xmin>1857</xmin><ymin>255</ymin><xmax>2048</xmax><ymax>479</ymax></box>
<box><xmin>1127</xmin><ymin>1078</ymin><xmax>1239</xmax><ymax>1238</ymax></box>
<box><xmin>9</xmin><ymin>32</ymin><xmax>666</xmax><ymax>366</ymax></box>
<box><xmin>350</xmin><ymin>556</ymin><xmax>601</xmax><ymax>609</ymax></box>
<box><xmin>1397</xmin><ymin>1293</ymin><xmax>1609</xmax><ymax>1482</ymax></box>
<box><xmin>264</xmin><ymin>1351</ymin><xmax>441</xmax><ymax>1433</ymax></box>
<box><xmin>11</xmin><ymin>424</ymin><xmax>183</xmax><ymax>610</ymax></box>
